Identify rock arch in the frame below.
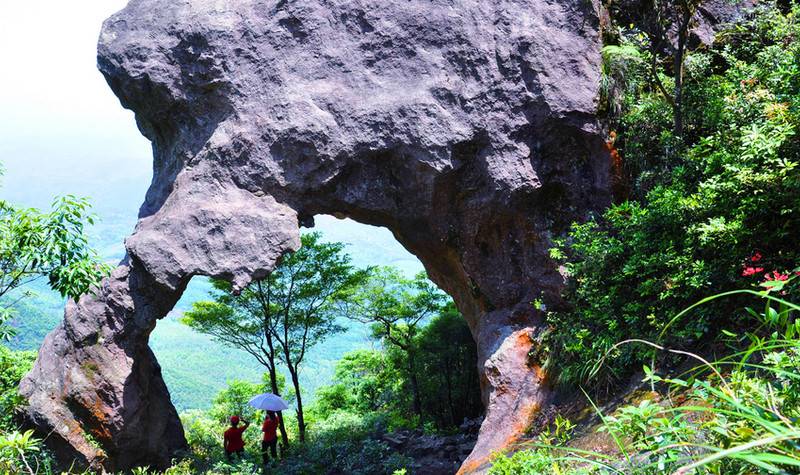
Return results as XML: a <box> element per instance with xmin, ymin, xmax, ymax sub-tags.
<box><xmin>21</xmin><ymin>0</ymin><xmax>610</xmax><ymax>472</ymax></box>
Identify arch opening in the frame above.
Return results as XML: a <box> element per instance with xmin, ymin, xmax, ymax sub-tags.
<box><xmin>148</xmin><ymin>214</ymin><xmax>483</xmax><ymax>471</ymax></box>
<box><xmin>150</xmin><ymin>214</ymin><xmax>429</xmax><ymax>411</ymax></box>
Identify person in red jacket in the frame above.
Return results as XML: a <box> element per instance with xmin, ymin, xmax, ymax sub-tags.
<box><xmin>261</xmin><ymin>411</ymin><xmax>279</xmax><ymax>464</ymax></box>
<box><xmin>223</xmin><ymin>415</ymin><xmax>250</xmax><ymax>462</ymax></box>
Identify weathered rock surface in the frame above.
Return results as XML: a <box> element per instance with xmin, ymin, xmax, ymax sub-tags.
<box><xmin>21</xmin><ymin>0</ymin><xmax>611</xmax><ymax>472</ymax></box>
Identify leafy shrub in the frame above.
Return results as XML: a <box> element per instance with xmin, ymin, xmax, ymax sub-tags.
<box><xmin>492</xmin><ymin>283</ymin><xmax>800</xmax><ymax>474</ymax></box>
<box><xmin>311</xmin><ymin>349</ymin><xmax>399</xmax><ymax>419</ymax></box>
<box><xmin>208</xmin><ymin>380</ymin><xmax>265</xmax><ymax>424</ymax></box>
<box><xmin>0</xmin><ymin>346</ymin><xmax>35</xmax><ymax>430</ymax></box>
<box><xmin>177</xmin><ymin>386</ymin><xmax>410</xmax><ymax>475</ymax></box>
<box><xmin>489</xmin><ymin>448</ymin><xmax>587</xmax><ymax>475</ymax></box>
<box><xmin>273</xmin><ymin>409</ymin><xmax>411</xmax><ymax>475</ymax></box>
<box><xmin>546</xmin><ymin>2</ymin><xmax>800</xmax><ymax>387</ymax></box>
<box><xmin>0</xmin><ymin>429</ymin><xmax>57</xmax><ymax>475</ymax></box>
<box><xmin>312</xmin><ymin>306</ymin><xmax>481</xmax><ymax>433</ymax></box>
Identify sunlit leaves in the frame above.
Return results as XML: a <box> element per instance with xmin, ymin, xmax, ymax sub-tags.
<box><xmin>0</xmin><ymin>195</ymin><xmax>110</xmax><ymax>301</ymax></box>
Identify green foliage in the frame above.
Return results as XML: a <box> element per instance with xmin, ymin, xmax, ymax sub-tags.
<box><xmin>546</xmin><ymin>3</ymin><xmax>800</xmax><ymax>387</ymax></box>
<box><xmin>312</xmin><ymin>349</ymin><xmax>399</xmax><ymax>417</ymax></box>
<box><xmin>0</xmin><ymin>346</ymin><xmax>35</xmax><ymax>430</ymax></box>
<box><xmin>349</xmin><ymin>268</ymin><xmax>449</xmax><ymax>420</ymax></box>
<box><xmin>183</xmin><ymin>232</ymin><xmax>370</xmax><ymax>441</ymax></box>
<box><xmin>311</xmin><ymin>299</ymin><xmax>482</xmax><ymax>435</ymax></box>
<box><xmin>415</xmin><ymin>303</ymin><xmax>482</xmax><ymax>429</ymax></box>
<box><xmin>552</xmin><ymin>414</ymin><xmax>576</xmax><ymax>445</ymax></box>
<box><xmin>351</xmin><ymin>267</ymin><xmax>447</xmax><ymax>347</ymax></box>
<box><xmin>0</xmin><ymin>195</ymin><xmax>110</xmax><ymax>303</ymax></box>
<box><xmin>0</xmin><ymin>349</ymin><xmax>57</xmax><ymax>473</ymax></box>
<box><xmin>272</xmin><ymin>410</ymin><xmax>411</xmax><ymax>475</ymax></box>
<box><xmin>0</xmin><ymin>162</ymin><xmax>109</xmax><ymax>473</ymax></box>
<box><xmin>317</xmin><ymin>272</ymin><xmax>484</xmax><ymax>430</ymax></box>
<box><xmin>0</xmin><ymin>160</ymin><xmax>109</xmax><ymax>342</ymax></box>
<box><xmin>264</xmin><ymin>231</ymin><xmax>370</xmax><ymax>373</ymax></box>
<box><xmin>600</xmin><ymin>40</ymin><xmax>646</xmax><ymax>115</ymax></box>
<box><xmin>181</xmin><ymin>409</ymin><xmax>228</xmax><ymax>464</ymax></box>
<box><xmin>208</xmin><ymin>380</ymin><xmax>264</xmax><ymax>424</ymax></box>
<box><xmin>179</xmin><ymin>397</ymin><xmax>411</xmax><ymax>475</ymax></box>
<box><xmin>3</xmin><ymin>280</ymin><xmax>65</xmax><ymax>350</ymax></box>
<box><xmin>0</xmin><ymin>194</ymin><xmax>111</xmax><ymax>340</ymax></box>
<box><xmin>489</xmin><ymin>447</ymin><xmax>588</xmax><ymax>475</ymax></box>
<box><xmin>0</xmin><ymin>430</ymin><xmax>46</xmax><ymax>474</ymax></box>
<box><xmin>492</xmin><ymin>285</ymin><xmax>800</xmax><ymax>474</ymax></box>
<box><xmin>490</xmin><ymin>6</ymin><xmax>800</xmax><ymax>473</ymax></box>
<box><xmin>147</xmin><ymin>314</ymin><xmax>268</xmax><ymax>412</ymax></box>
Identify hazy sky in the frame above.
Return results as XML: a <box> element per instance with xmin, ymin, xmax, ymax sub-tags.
<box><xmin>0</xmin><ymin>0</ymin><xmax>151</xmax><ymax>210</ymax></box>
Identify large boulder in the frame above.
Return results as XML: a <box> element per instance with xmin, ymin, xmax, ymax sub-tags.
<box><xmin>21</xmin><ymin>0</ymin><xmax>610</xmax><ymax>472</ymax></box>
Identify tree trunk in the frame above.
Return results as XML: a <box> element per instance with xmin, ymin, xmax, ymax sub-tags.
<box><xmin>673</xmin><ymin>8</ymin><xmax>692</xmax><ymax>140</ymax></box>
<box><xmin>267</xmin><ymin>363</ymin><xmax>290</xmax><ymax>447</ymax></box>
<box><xmin>407</xmin><ymin>352</ymin><xmax>423</xmax><ymax>420</ymax></box>
<box><xmin>257</xmin><ymin>279</ymin><xmax>290</xmax><ymax>447</ymax></box>
<box><xmin>288</xmin><ymin>366</ymin><xmax>306</xmax><ymax>442</ymax></box>
<box><xmin>444</xmin><ymin>361</ymin><xmax>455</xmax><ymax>427</ymax></box>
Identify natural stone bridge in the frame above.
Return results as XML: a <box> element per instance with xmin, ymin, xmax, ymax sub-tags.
<box><xmin>21</xmin><ymin>0</ymin><xmax>610</xmax><ymax>472</ymax></box>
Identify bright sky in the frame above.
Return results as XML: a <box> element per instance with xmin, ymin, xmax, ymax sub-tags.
<box><xmin>0</xmin><ymin>0</ymin><xmax>151</xmax><ymax>209</ymax></box>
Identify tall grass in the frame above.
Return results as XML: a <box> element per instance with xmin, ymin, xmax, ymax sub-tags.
<box><xmin>490</xmin><ymin>283</ymin><xmax>800</xmax><ymax>475</ymax></box>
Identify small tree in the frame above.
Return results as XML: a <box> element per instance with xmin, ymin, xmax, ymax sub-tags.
<box><xmin>313</xmin><ymin>349</ymin><xmax>399</xmax><ymax>418</ymax></box>
<box><xmin>184</xmin><ymin>232</ymin><xmax>368</xmax><ymax>443</ymax></box>
<box><xmin>0</xmin><ymin>163</ymin><xmax>108</xmax><ymax>472</ymax></box>
<box><xmin>615</xmin><ymin>0</ymin><xmax>703</xmax><ymax>139</ymax></box>
<box><xmin>209</xmin><ymin>379</ymin><xmax>264</xmax><ymax>424</ymax></box>
<box><xmin>267</xmin><ymin>233</ymin><xmax>370</xmax><ymax>442</ymax></box>
<box><xmin>0</xmin><ymin>164</ymin><xmax>110</xmax><ymax>338</ymax></box>
<box><xmin>349</xmin><ymin>268</ymin><xmax>446</xmax><ymax>421</ymax></box>
<box><xmin>182</xmin><ymin>279</ymin><xmax>291</xmax><ymax>446</ymax></box>
<box><xmin>416</xmin><ymin>303</ymin><xmax>482</xmax><ymax>429</ymax></box>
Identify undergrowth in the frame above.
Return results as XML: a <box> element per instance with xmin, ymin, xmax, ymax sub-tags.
<box><xmin>492</xmin><ymin>281</ymin><xmax>800</xmax><ymax>474</ymax></box>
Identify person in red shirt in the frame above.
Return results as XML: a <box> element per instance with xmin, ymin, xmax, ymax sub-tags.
<box><xmin>261</xmin><ymin>411</ymin><xmax>279</xmax><ymax>464</ymax></box>
<box><xmin>223</xmin><ymin>415</ymin><xmax>250</xmax><ymax>462</ymax></box>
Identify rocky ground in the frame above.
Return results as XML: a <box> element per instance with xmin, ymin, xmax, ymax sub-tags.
<box><xmin>381</xmin><ymin>418</ymin><xmax>481</xmax><ymax>475</ymax></box>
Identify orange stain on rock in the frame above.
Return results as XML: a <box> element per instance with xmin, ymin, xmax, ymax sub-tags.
<box><xmin>456</xmin><ymin>402</ymin><xmax>542</xmax><ymax>474</ymax></box>
<box><xmin>533</xmin><ymin>364</ymin><xmax>547</xmax><ymax>383</ymax></box>
<box><xmin>506</xmin><ymin>402</ymin><xmax>540</xmax><ymax>446</ymax></box>
<box><xmin>604</xmin><ymin>131</ymin><xmax>627</xmax><ymax>200</ymax></box>
<box><xmin>457</xmin><ymin>456</ymin><xmax>488</xmax><ymax>474</ymax></box>
<box><xmin>516</xmin><ymin>330</ymin><xmax>533</xmax><ymax>347</ymax></box>
<box><xmin>457</xmin><ymin>330</ymin><xmax>549</xmax><ymax>473</ymax></box>
<box><xmin>88</xmin><ymin>396</ymin><xmax>113</xmax><ymax>442</ymax></box>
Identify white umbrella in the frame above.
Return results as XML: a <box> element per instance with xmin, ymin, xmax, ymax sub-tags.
<box><xmin>248</xmin><ymin>393</ymin><xmax>289</xmax><ymax>411</ymax></box>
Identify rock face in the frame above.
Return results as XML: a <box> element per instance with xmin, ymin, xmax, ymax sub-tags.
<box><xmin>21</xmin><ymin>0</ymin><xmax>610</xmax><ymax>472</ymax></box>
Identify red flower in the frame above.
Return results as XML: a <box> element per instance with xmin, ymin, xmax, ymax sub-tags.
<box><xmin>742</xmin><ymin>266</ymin><xmax>765</xmax><ymax>276</ymax></box>
<box><xmin>750</xmin><ymin>252</ymin><xmax>763</xmax><ymax>262</ymax></box>
<box><xmin>765</xmin><ymin>270</ymin><xmax>789</xmax><ymax>281</ymax></box>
